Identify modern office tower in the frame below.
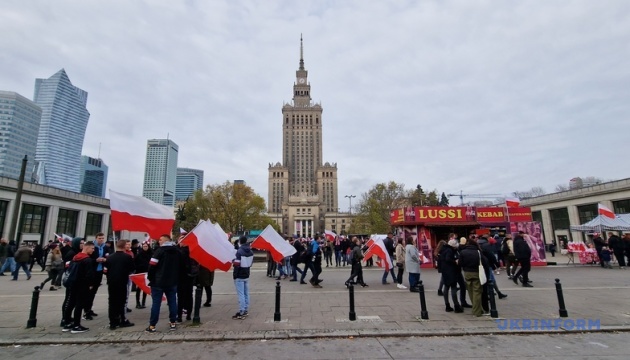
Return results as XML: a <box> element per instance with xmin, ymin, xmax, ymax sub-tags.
<box><xmin>143</xmin><ymin>139</ymin><xmax>178</xmax><ymax>207</ymax></box>
<box><xmin>33</xmin><ymin>69</ymin><xmax>90</xmax><ymax>192</ymax></box>
<box><xmin>79</xmin><ymin>155</ymin><xmax>108</xmax><ymax>197</ymax></box>
<box><xmin>0</xmin><ymin>91</ymin><xmax>42</xmax><ymax>180</ymax></box>
<box><xmin>175</xmin><ymin>167</ymin><xmax>204</xmax><ymax>201</ymax></box>
<box><xmin>267</xmin><ymin>37</ymin><xmax>339</xmax><ymax>237</ymax></box>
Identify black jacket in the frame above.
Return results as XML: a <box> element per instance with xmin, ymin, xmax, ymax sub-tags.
<box><xmin>148</xmin><ymin>243</ymin><xmax>181</xmax><ymax>288</ymax></box>
<box><xmin>71</xmin><ymin>252</ymin><xmax>95</xmax><ymax>288</ymax></box>
<box><xmin>439</xmin><ymin>246</ymin><xmax>460</xmax><ymax>286</ymax></box>
<box><xmin>459</xmin><ymin>245</ymin><xmax>483</xmax><ymax>273</ymax></box>
<box><xmin>383</xmin><ymin>237</ymin><xmax>395</xmax><ymax>258</ymax></box>
<box><xmin>479</xmin><ymin>239</ymin><xmax>498</xmax><ymax>270</ymax></box>
<box><xmin>593</xmin><ymin>236</ymin><xmax>606</xmax><ymax>250</ymax></box>
<box><xmin>291</xmin><ymin>241</ymin><xmax>304</xmax><ymax>266</ymax></box>
<box><xmin>105</xmin><ymin>251</ymin><xmax>135</xmax><ymax>285</ymax></box>
<box><xmin>608</xmin><ymin>235</ymin><xmax>623</xmax><ymax>252</ymax></box>
<box><xmin>6</xmin><ymin>241</ymin><xmax>16</xmax><ymax>257</ymax></box>
<box><xmin>134</xmin><ymin>248</ymin><xmax>152</xmax><ymax>273</ymax></box>
<box><xmin>513</xmin><ymin>236</ymin><xmax>532</xmax><ymax>260</ymax></box>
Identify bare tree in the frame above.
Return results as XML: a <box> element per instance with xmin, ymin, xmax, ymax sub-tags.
<box><xmin>555</xmin><ymin>184</ymin><xmax>569</xmax><ymax>192</ymax></box>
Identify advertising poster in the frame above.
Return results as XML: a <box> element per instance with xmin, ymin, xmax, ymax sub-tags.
<box><xmin>512</xmin><ymin>221</ymin><xmax>546</xmax><ymax>265</ymax></box>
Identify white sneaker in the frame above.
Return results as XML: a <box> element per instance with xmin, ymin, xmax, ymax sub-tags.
<box><xmin>495</xmin><ymin>270</ymin><xmax>500</xmax><ymax>275</ymax></box>
<box><xmin>397</xmin><ymin>283</ymin><xmax>407</xmax><ymax>289</ymax></box>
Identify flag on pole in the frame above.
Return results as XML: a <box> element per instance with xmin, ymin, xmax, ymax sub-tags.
<box><xmin>109</xmin><ymin>190</ymin><xmax>175</xmax><ymax>241</ymax></box>
<box><xmin>324</xmin><ymin>230</ymin><xmax>337</xmax><ymax>242</ymax></box>
<box><xmin>598</xmin><ymin>204</ymin><xmax>615</xmax><ymax>219</ymax></box>
<box><xmin>363</xmin><ymin>236</ymin><xmax>393</xmax><ymax>271</ymax></box>
<box><xmin>251</xmin><ymin>225</ymin><xmax>296</xmax><ymax>262</ymax></box>
<box><xmin>180</xmin><ymin>227</ymin><xmax>188</xmax><ymax>234</ymax></box>
<box><xmin>505</xmin><ymin>197</ymin><xmax>520</xmax><ymax>208</ymax></box>
<box><xmin>130</xmin><ymin>273</ymin><xmax>165</xmax><ymax>301</ymax></box>
<box><xmin>179</xmin><ymin>220</ymin><xmax>235</xmax><ymax>272</ymax></box>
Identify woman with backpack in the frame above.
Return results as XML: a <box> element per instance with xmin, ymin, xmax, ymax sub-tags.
<box><xmin>41</xmin><ymin>245</ymin><xmax>64</xmax><ymax>290</ymax></box>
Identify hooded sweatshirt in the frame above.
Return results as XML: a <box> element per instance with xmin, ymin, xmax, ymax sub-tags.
<box><xmin>71</xmin><ymin>252</ymin><xmax>95</xmax><ymax>288</ymax></box>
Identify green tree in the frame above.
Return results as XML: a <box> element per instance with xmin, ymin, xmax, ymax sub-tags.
<box><xmin>439</xmin><ymin>192</ymin><xmax>450</xmax><ymax>206</ymax></box>
<box><xmin>174</xmin><ymin>182</ymin><xmax>275</xmax><ymax>234</ymax></box>
<box><xmin>426</xmin><ymin>190</ymin><xmax>439</xmax><ymax>206</ymax></box>
<box><xmin>349</xmin><ymin>181</ymin><xmax>408</xmax><ymax>234</ymax></box>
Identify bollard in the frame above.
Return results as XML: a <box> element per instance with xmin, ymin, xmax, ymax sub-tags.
<box><xmin>348</xmin><ymin>284</ymin><xmax>356</xmax><ymax>321</ymax></box>
<box><xmin>274</xmin><ymin>281</ymin><xmax>282</xmax><ymax>322</ymax></box>
<box><xmin>192</xmin><ymin>285</ymin><xmax>202</xmax><ymax>325</ymax></box>
<box><xmin>555</xmin><ymin>278</ymin><xmax>568</xmax><ymax>318</ymax></box>
<box><xmin>488</xmin><ymin>279</ymin><xmax>499</xmax><ymax>318</ymax></box>
<box><xmin>26</xmin><ymin>285</ymin><xmax>41</xmax><ymax>328</ymax></box>
<box><xmin>418</xmin><ymin>280</ymin><xmax>429</xmax><ymax>320</ymax></box>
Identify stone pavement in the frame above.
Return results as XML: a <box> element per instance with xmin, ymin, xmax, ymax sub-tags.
<box><xmin>0</xmin><ymin>262</ymin><xmax>628</xmax><ymax>345</ymax></box>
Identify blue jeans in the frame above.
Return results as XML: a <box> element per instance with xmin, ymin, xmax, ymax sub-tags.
<box><xmin>234</xmin><ymin>278</ymin><xmax>250</xmax><ymax>314</ymax></box>
<box><xmin>409</xmin><ymin>272</ymin><xmax>420</xmax><ymax>288</ymax></box>
<box><xmin>149</xmin><ymin>285</ymin><xmax>177</xmax><ymax>326</ymax></box>
<box><xmin>382</xmin><ymin>268</ymin><xmax>396</xmax><ymax>283</ymax></box>
<box><xmin>13</xmin><ymin>262</ymin><xmax>31</xmax><ymax>280</ymax></box>
<box><xmin>0</xmin><ymin>257</ymin><xmax>16</xmax><ymax>274</ymax></box>
<box><xmin>334</xmin><ymin>250</ymin><xmax>342</xmax><ymax>266</ymax></box>
<box><xmin>291</xmin><ymin>264</ymin><xmax>303</xmax><ymax>280</ymax></box>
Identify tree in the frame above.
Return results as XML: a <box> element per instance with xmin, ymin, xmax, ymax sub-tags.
<box><xmin>174</xmin><ymin>181</ymin><xmax>275</xmax><ymax>235</ymax></box>
<box><xmin>511</xmin><ymin>186</ymin><xmax>546</xmax><ymax>199</ymax></box>
<box><xmin>426</xmin><ymin>190</ymin><xmax>439</xmax><ymax>206</ymax></box>
<box><xmin>555</xmin><ymin>184</ymin><xmax>569</xmax><ymax>192</ymax></box>
<box><xmin>349</xmin><ymin>181</ymin><xmax>408</xmax><ymax>234</ymax></box>
<box><xmin>439</xmin><ymin>192</ymin><xmax>449</xmax><ymax>206</ymax></box>
<box><xmin>409</xmin><ymin>185</ymin><xmax>425</xmax><ymax>206</ymax></box>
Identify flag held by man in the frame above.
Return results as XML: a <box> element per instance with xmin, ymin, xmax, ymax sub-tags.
<box><xmin>180</xmin><ymin>220</ymin><xmax>235</xmax><ymax>272</ymax></box>
<box><xmin>363</xmin><ymin>236</ymin><xmax>393</xmax><ymax>271</ymax></box>
<box><xmin>251</xmin><ymin>225</ymin><xmax>296</xmax><ymax>263</ymax></box>
<box><xmin>324</xmin><ymin>230</ymin><xmax>337</xmax><ymax>242</ymax></box>
<box><xmin>109</xmin><ymin>190</ymin><xmax>175</xmax><ymax>241</ymax></box>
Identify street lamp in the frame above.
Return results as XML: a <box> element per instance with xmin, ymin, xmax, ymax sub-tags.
<box><xmin>345</xmin><ymin>195</ymin><xmax>356</xmax><ymax>215</ymax></box>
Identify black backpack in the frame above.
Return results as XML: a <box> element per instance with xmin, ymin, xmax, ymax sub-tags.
<box><xmin>62</xmin><ymin>261</ymin><xmax>79</xmax><ymax>288</ymax></box>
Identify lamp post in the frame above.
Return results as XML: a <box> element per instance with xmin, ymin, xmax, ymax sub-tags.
<box><xmin>345</xmin><ymin>195</ymin><xmax>356</xmax><ymax>215</ymax></box>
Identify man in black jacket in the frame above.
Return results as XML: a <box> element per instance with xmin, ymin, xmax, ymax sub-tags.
<box><xmin>592</xmin><ymin>233</ymin><xmax>606</xmax><ymax>268</ymax></box>
<box><xmin>289</xmin><ymin>237</ymin><xmax>304</xmax><ymax>281</ymax></box>
<box><xmin>84</xmin><ymin>233</ymin><xmax>110</xmax><ymax>320</ymax></box>
<box><xmin>62</xmin><ymin>241</ymin><xmax>95</xmax><ymax>333</ymax></box>
<box><xmin>105</xmin><ymin>240</ymin><xmax>136</xmax><ymax>330</ymax></box>
<box><xmin>607</xmin><ymin>232</ymin><xmax>625</xmax><ymax>268</ymax></box>
<box><xmin>381</xmin><ymin>233</ymin><xmax>397</xmax><ymax>284</ymax></box>
<box><xmin>146</xmin><ymin>234</ymin><xmax>180</xmax><ymax>333</ymax></box>
<box><xmin>512</xmin><ymin>232</ymin><xmax>533</xmax><ymax>287</ymax></box>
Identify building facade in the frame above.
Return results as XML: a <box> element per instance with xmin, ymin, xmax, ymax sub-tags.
<box><xmin>33</xmin><ymin>69</ymin><xmax>90</xmax><ymax>193</ymax></box>
<box><xmin>521</xmin><ymin>178</ymin><xmax>630</xmax><ymax>245</ymax></box>
<box><xmin>175</xmin><ymin>167</ymin><xmax>204</xmax><ymax>201</ymax></box>
<box><xmin>143</xmin><ymin>139</ymin><xmax>178</xmax><ymax>207</ymax></box>
<box><xmin>0</xmin><ymin>91</ymin><xmax>42</xmax><ymax>181</ymax></box>
<box><xmin>79</xmin><ymin>155</ymin><xmax>108</xmax><ymax>197</ymax></box>
<box><xmin>267</xmin><ymin>37</ymin><xmax>339</xmax><ymax>237</ymax></box>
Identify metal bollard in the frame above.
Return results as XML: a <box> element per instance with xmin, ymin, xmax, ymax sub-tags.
<box><xmin>26</xmin><ymin>285</ymin><xmax>41</xmax><ymax>328</ymax></box>
<box><xmin>488</xmin><ymin>279</ymin><xmax>499</xmax><ymax>318</ymax></box>
<box><xmin>418</xmin><ymin>280</ymin><xmax>429</xmax><ymax>320</ymax></box>
<box><xmin>555</xmin><ymin>278</ymin><xmax>568</xmax><ymax>318</ymax></box>
<box><xmin>348</xmin><ymin>284</ymin><xmax>356</xmax><ymax>321</ymax></box>
<box><xmin>192</xmin><ymin>285</ymin><xmax>202</xmax><ymax>325</ymax></box>
<box><xmin>274</xmin><ymin>281</ymin><xmax>281</xmax><ymax>322</ymax></box>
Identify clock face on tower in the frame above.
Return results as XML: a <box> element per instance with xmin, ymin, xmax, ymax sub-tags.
<box><xmin>298</xmin><ymin>78</ymin><xmax>306</xmax><ymax>84</ymax></box>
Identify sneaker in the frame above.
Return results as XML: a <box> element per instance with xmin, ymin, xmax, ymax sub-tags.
<box><xmin>70</xmin><ymin>325</ymin><xmax>89</xmax><ymax>334</ymax></box>
<box><xmin>82</xmin><ymin>314</ymin><xmax>93</xmax><ymax>321</ymax></box>
<box><xmin>120</xmin><ymin>320</ymin><xmax>134</xmax><ymax>328</ymax></box>
<box><xmin>498</xmin><ymin>293</ymin><xmax>508</xmax><ymax>299</ymax></box>
<box><xmin>382</xmin><ymin>281</ymin><xmax>390</xmax><ymax>285</ymax></box>
<box><xmin>49</xmin><ymin>286</ymin><xmax>57</xmax><ymax>291</ymax></box>
<box><xmin>462</xmin><ymin>303</ymin><xmax>473</xmax><ymax>308</ymax></box>
<box><xmin>203</xmin><ymin>302</ymin><xmax>212</xmax><ymax>307</ymax></box>
<box><xmin>169</xmin><ymin>322</ymin><xmax>177</xmax><ymax>331</ymax></box>
<box><xmin>145</xmin><ymin>325</ymin><xmax>157</xmax><ymax>333</ymax></box>
<box><xmin>126</xmin><ymin>307</ymin><xmax>132</xmax><ymax>313</ymax></box>
<box><xmin>62</xmin><ymin>324</ymin><xmax>73</xmax><ymax>332</ymax></box>
<box><xmin>231</xmin><ymin>312</ymin><xmax>244</xmax><ymax>320</ymax></box>
<box><xmin>482</xmin><ymin>312</ymin><xmax>491</xmax><ymax>316</ymax></box>
<box><xmin>242</xmin><ymin>311</ymin><xmax>248</xmax><ymax>317</ymax></box>
<box><xmin>495</xmin><ymin>270</ymin><xmax>500</xmax><ymax>275</ymax></box>
<box><xmin>396</xmin><ymin>284</ymin><xmax>407</xmax><ymax>289</ymax></box>
<box><xmin>437</xmin><ymin>290</ymin><xmax>444</xmax><ymax>296</ymax></box>
<box><xmin>445</xmin><ymin>306</ymin><xmax>454</xmax><ymax>312</ymax></box>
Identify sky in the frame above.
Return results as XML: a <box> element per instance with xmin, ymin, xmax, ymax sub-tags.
<box><xmin>2</xmin><ymin>0</ymin><xmax>629</xmax><ymax>209</ymax></box>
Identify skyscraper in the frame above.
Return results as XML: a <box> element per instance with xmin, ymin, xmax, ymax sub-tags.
<box><xmin>0</xmin><ymin>91</ymin><xmax>42</xmax><ymax>180</ymax></box>
<box><xmin>143</xmin><ymin>139</ymin><xmax>178</xmax><ymax>207</ymax></box>
<box><xmin>268</xmin><ymin>37</ymin><xmax>339</xmax><ymax>237</ymax></box>
<box><xmin>175</xmin><ymin>167</ymin><xmax>204</xmax><ymax>201</ymax></box>
<box><xmin>33</xmin><ymin>69</ymin><xmax>90</xmax><ymax>192</ymax></box>
<box><xmin>79</xmin><ymin>155</ymin><xmax>108</xmax><ymax>197</ymax></box>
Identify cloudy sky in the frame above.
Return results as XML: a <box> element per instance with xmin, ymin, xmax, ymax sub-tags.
<box><xmin>2</xmin><ymin>1</ymin><xmax>629</xmax><ymax>208</ymax></box>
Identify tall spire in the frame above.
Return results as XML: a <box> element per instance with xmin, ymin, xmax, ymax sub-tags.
<box><xmin>299</xmin><ymin>34</ymin><xmax>304</xmax><ymax>70</ymax></box>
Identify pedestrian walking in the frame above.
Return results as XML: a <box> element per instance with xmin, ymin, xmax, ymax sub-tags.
<box><xmin>405</xmin><ymin>237</ymin><xmax>421</xmax><ymax>292</ymax></box>
<box><xmin>232</xmin><ymin>236</ymin><xmax>253</xmax><ymax>320</ymax></box>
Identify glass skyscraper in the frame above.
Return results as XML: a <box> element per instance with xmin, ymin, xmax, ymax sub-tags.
<box><xmin>143</xmin><ymin>139</ymin><xmax>178</xmax><ymax>207</ymax></box>
<box><xmin>79</xmin><ymin>155</ymin><xmax>108</xmax><ymax>197</ymax></box>
<box><xmin>33</xmin><ymin>69</ymin><xmax>90</xmax><ymax>193</ymax></box>
<box><xmin>0</xmin><ymin>91</ymin><xmax>42</xmax><ymax>180</ymax></box>
<box><xmin>176</xmin><ymin>167</ymin><xmax>204</xmax><ymax>201</ymax></box>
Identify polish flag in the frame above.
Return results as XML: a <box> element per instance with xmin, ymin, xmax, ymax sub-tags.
<box><xmin>179</xmin><ymin>220</ymin><xmax>235</xmax><ymax>272</ymax></box>
<box><xmin>251</xmin><ymin>225</ymin><xmax>296</xmax><ymax>263</ymax></box>
<box><xmin>180</xmin><ymin>227</ymin><xmax>188</xmax><ymax>234</ymax></box>
<box><xmin>598</xmin><ymin>204</ymin><xmax>615</xmax><ymax>219</ymax></box>
<box><xmin>109</xmin><ymin>190</ymin><xmax>175</xmax><ymax>241</ymax></box>
<box><xmin>363</xmin><ymin>236</ymin><xmax>393</xmax><ymax>271</ymax></box>
<box><xmin>324</xmin><ymin>230</ymin><xmax>337</xmax><ymax>242</ymax></box>
<box><xmin>130</xmin><ymin>273</ymin><xmax>165</xmax><ymax>301</ymax></box>
<box><xmin>54</xmin><ymin>233</ymin><xmax>73</xmax><ymax>242</ymax></box>
<box><xmin>505</xmin><ymin>197</ymin><xmax>520</xmax><ymax>208</ymax></box>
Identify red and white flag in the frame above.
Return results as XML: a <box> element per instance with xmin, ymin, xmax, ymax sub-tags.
<box><xmin>54</xmin><ymin>233</ymin><xmax>73</xmax><ymax>242</ymax></box>
<box><xmin>363</xmin><ymin>235</ymin><xmax>393</xmax><ymax>271</ymax></box>
<box><xmin>130</xmin><ymin>273</ymin><xmax>165</xmax><ymax>301</ymax></box>
<box><xmin>109</xmin><ymin>190</ymin><xmax>175</xmax><ymax>241</ymax></box>
<box><xmin>251</xmin><ymin>225</ymin><xmax>296</xmax><ymax>263</ymax></box>
<box><xmin>505</xmin><ymin>197</ymin><xmax>520</xmax><ymax>208</ymax></box>
<box><xmin>180</xmin><ymin>227</ymin><xmax>188</xmax><ymax>234</ymax></box>
<box><xmin>180</xmin><ymin>220</ymin><xmax>235</xmax><ymax>272</ymax></box>
<box><xmin>598</xmin><ymin>204</ymin><xmax>615</xmax><ymax>219</ymax></box>
<box><xmin>324</xmin><ymin>230</ymin><xmax>337</xmax><ymax>242</ymax></box>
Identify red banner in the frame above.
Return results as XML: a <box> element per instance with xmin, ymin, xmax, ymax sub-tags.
<box><xmin>414</xmin><ymin>206</ymin><xmax>474</xmax><ymax>223</ymax></box>
<box><xmin>507</xmin><ymin>207</ymin><xmax>533</xmax><ymax>222</ymax></box>
<box><xmin>390</xmin><ymin>209</ymin><xmax>404</xmax><ymax>224</ymax></box>
<box><xmin>391</xmin><ymin>206</ymin><xmax>532</xmax><ymax>225</ymax></box>
<box><xmin>476</xmin><ymin>207</ymin><xmax>507</xmax><ymax>223</ymax></box>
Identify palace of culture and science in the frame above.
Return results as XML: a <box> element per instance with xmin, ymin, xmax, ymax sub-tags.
<box><xmin>267</xmin><ymin>37</ymin><xmax>351</xmax><ymax>238</ymax></box>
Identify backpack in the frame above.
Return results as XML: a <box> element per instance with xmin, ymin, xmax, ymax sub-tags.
<box><xmin>501</xmin><ymin>240</ymin><xmax>510</xmax><ymax>256</ymax></box>
<box><xmin>62</xmin><ymin>261</ymin><xmax>79</xmax><ymax>288</ymax></box>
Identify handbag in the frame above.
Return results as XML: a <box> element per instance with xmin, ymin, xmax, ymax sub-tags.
<box><xmin>396</xmin><ymin>262</ymin><xmax>403</xmax><ymax>268</ymax></box>
<box><xmin>478</xmin><ymin>251</ymin><xmax>487</xmax><ymax>285</ymax></box>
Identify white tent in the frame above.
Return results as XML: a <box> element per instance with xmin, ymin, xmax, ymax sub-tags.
<box><xmin>570</xmin><ymin>214</ymin><xmax>630</xmax><ymax>232</ymax></box>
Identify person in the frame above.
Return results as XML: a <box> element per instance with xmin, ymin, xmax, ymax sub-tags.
<box><xmin>41</xmin><ymin>245</ymin><xmax>63</xmax><ymax>290</ymax></box>
<box><xmin>0</xmin><ymin>238</ymin><xmax>7</xmax><ymax>269</ymax></box>
<box><xmin>84</xmin><ymin>233</ymin><xmax>109</xmax><ymax>320</ymax></box>
<box><xmin>324</xmin><ymin>238</ymin><xmax>333</xmax><ymax>267</ymax></box>
<box><xmin>310</xmin><ymin>236</ymin><xmax>323</xmax><ymax>287</ymax></box>
<box><xmin>459</xmin><ymin>237</ymin><xmax>486</xmax><ymax>317</ymax></box>
<box><xmin>0</xmin><ymin>240</ymin><xmax>15</xmax><ymax>276</ymax></box>
<box><xmin>341</xmin><ymin>236</ymin><xmax>351</xmax><ymax>266</ymax></box>
<box><xmin>134</xmin><ymin>241</ymin><xmax>152</xmax><ymax>308</ymax></box>
<box><xmin>232</xmin><ymin>235</ymin><xmax>253</xmax><ymax>320</ymax></box>
<box><xmin>502</xmin><ymin>235</ymin><xmax>516</xmax><ymax>279</ymax></box>
<box><xmin>381</xmin><ymin>233</ymin><xmax>397</xmax><ymax>285</ymax></box>
<box><xmin>434</xmin><ymin>239</ymin><xmax>447</xmax><ymax>296</ymax></box>
<box><xmin>440</xmin><ymin>239</ymin><xmax>463</xmax><ymax>313</ymax></box>
<box><xmin>266</xmin><ymin>250</ymin><xmax>277</xmax><ymax>278</ymax></box>
<box><xmin>394</xmin><ymin>237</ymin><xmax>407</xmax><ymax>289</ymax></box>
<box><xmin>600</xmin><ymin>246</ymin><xmax>613</xmax><ymax>269</ymax></box>
<box><xmin>30</xmin><ymin>244</ymin><xmax>44</xmax><ymax>272</ymax></box>
<box><xmin>513</xmin><ymin>232</ymin><xmax>533</xmax><ymax>287</ymax></box>
<box><xmin>479</xmin><ymin>235</ymin><xmax>507</xmax><ymax>300</ymax></box>
<box><xmin>607</xmin><ymin>232</ymin><xmax>625</xmax><ymax>269</ymax></box>
<box><xmin>177</xmin><ymin>242</ymin><xmax>195</xmax><ymax>322</ymax></box>
<box><xmin>549</xmin><ymin>241</ymin><xmax>557</xmax><ymax>257</ymax></box>
<box><xmin>12</xmin><ymin>242</ymin><xmax>32</xmax><ymax>281</ymax></box>
<box><xmin>289</xmin><ymin>237</ymin><xmax>304</xmax><ymax>281</ymax></box>
<box><xmin>345</xmin><ymin>237</ymin><xmax>367</xmax><ymax>287</ymax></box>
<box><xmin>592</xmin><ymin>233</ymin><xmax>606</xmax><ymax>268</ymax></box>
<box><xmin>146</xmin><ymin>234</ymin><xmax>180</xmax><ymax>333</ymax></box>
<box><xmin>60</xmin><ymin>239</ymin><xmax>73</xmax><ymax>261</ymax></box>
<box><xmin>299</xmin><ymin>238</ymin><xmax>314</xmax><ymax>284</ymax></box>
<box><xmin>334</xmin><ymin>235</ymin><xmax>343</xmax><ymax>267</ymax></box>
<box><xmin>62</xmin><ymin>241</ymin><xmax>95</xmax><ymax>333</ymax></box>
<box><xmin>405</xmin><ymin>236</ymin><xmax>421</xmax><ymax>292</ymax></box>
<box><xmin>623</xmin><ymin>234</ymin><xmax>630</xmax><ymax>266</ymax></box>
<box><xmin>105</xmin><ymin>240</ymin><xmax>136</xmax><ymax>330</ymax></box>
<box><xmin>130</xmin><ymin>239</ymin><xmax>140</xmax><ymax>257</ymax></box>
<box><xmin>197</xmin><ymin>264</ymin><xmax>215</xmax><ymax>307</ymax></box>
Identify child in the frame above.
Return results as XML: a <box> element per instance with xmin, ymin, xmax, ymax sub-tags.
<box><xmin>601</xmin><ymin>246</ymin><xmax>613</xmax><ymax>269</ymax></box>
